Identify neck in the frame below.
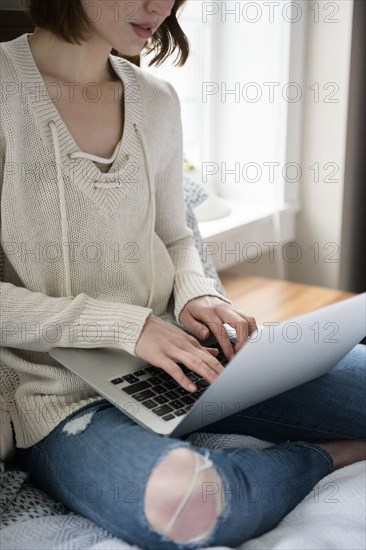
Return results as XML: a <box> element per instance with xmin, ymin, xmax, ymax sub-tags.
<box><xmin>28</xmin><ymin>28</ymin><xmax>116</xmax><ymax>84</ymax></box>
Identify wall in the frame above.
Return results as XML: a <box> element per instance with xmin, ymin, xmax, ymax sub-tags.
<box><xmin>339</xmin><ymin>0</ymin><xmax>366</xmax><ymax>293</ymax></box>
<box><xmin>287</xmin><ymin>0</ymin><xmax>354</xmax><ymax>288</ymax></box>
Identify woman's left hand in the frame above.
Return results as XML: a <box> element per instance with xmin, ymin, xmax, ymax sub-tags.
<box><xmin>179</xmin><ymin>296</ymin><xmax>258</xmax><ymax>362</ymax></box>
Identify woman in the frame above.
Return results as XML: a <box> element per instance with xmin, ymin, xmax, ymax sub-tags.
<box><xmin>1</xmin><ymin>1</ymin><xmax>365</xmax><ymax>548</ymax></box>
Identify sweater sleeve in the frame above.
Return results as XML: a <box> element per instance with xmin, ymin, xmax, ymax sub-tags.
<box><xmin>0</xmin><ymin>282</ymin><xmax>153</xmax><ymax>355</ymax></box>
<box><xmin>154</xmin><ymin>85</ymin><xmax>232</xmax><ymax>323</ymax></box>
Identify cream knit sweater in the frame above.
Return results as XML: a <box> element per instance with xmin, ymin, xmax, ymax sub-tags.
<box><xmin>0</xmin><ymin>34</ymin><xmax>231</xmax><ymax>449</ymax></box>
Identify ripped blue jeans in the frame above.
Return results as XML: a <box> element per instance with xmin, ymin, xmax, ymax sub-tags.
<box><xmin>14</xmin><ymin>344</ymin><xmax>365</xmax><ymax>549</ymax></box>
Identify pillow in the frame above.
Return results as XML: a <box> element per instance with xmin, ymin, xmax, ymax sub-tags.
<box><xmin>183</xmin><ymin>175</ymin><xmax>227</xmax><ymax>297</ymax></box>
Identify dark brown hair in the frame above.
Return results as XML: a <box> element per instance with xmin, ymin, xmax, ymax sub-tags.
<box><xmin>23</xmin><ymin>0</ymin><xmax>189</xmax><ymax>66</ymax></box>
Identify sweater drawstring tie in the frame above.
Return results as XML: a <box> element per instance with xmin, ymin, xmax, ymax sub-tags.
<box><xmin>133</xmin><ymin>123</ymin><xmax>156</xmax><ymax>309</ymax></box>
<box><xmin>49</xmin><ymin>120</ymin><xmax>73</xmax><ymax>298</ymax></box>
<box><xmin>48</xmin><ymin>120</ymin><xmax>155</xmax><ymax>308</ymax></box>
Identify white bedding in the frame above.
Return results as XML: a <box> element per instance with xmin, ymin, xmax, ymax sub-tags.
<box><xmin>1</xmin><ymin>433</ymin><xmax>365</xmax><ymax>550</ymax></box>
<box><xmin>240</xmin><ymin>460</ymin><xmax>366</xmax><ymax>550</ymax></box>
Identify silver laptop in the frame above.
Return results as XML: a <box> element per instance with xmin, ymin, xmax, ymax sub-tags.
<box><xmin>49</xmin><ymin>293</ymin><xmax>365</xmax><ymax>437</ymax></box>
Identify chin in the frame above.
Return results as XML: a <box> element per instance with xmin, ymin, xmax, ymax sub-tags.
<box><xmin>111</xmin><ymin>39</ymin><xmax>147</xmax><ymax>59</ymax></box>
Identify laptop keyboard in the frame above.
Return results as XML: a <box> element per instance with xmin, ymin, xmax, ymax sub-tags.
<box><xmin>109</xmin><ymin>343</ymin><xmax>232</xmax><ymax>422</ymax></box>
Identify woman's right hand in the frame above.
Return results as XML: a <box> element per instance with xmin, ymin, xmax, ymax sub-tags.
<box><xmin>135</xmin><ymin>315</ymin><xmax>225</xmax><ymax>393</ymax></box>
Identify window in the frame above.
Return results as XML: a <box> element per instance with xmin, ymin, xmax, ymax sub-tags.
<box><xmin>142</xmin><ymin>1</ymin><xmax>306</xmax><ymax>260</ymax></box>
<box><xmin>142</xmin><ymin>1</ymin><xmax>209</xmax><ymax>167</ymax></box>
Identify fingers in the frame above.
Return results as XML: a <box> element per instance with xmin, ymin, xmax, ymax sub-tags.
<box><xmin>157</xmin><ymin>356</ymin><xmax>199</xmax><ymax>393</ymax></box>
<box><xmin>156</xmin><ymin>346</ymin><xmax>222</xmax><ymax>392</ymax></box>
<box><xmin>182</xmin><ymin>311</ymin><xmax>211</xmax><ymax>341</ymax></box>
<box><xmin>152</xmin><ymin>338</ymin><xmax>223</xmax><ymax>391</ymax></box>
<box><xmin>232</xmin><ymin>314</ymin><xmax>257</xmax><ymax>353</ymax></box>
<box><xmin>205</xmin><ymin>310</ymin><xmax>257</xmax><ymax>360</ymax></box>
<box><xmin>203</xmin><ymin>346</ymin><xmax>220</xmax><ymax>358</ymax></box>
<box><xmin>135</xmin><ymin>312</ymin><xmax>255</xmax><ymax>394</ymax></box>
<box><xmin>245</xmin><ymin>315</ymin><xmax>258</xmax><ymax>336</ymax></box>
<box><xmin>177</xmin><ymin>349</ymin><xmax>223</xmax><ymax>385</ymax></box>
<box><xmin>135</xmin><ymin>316</ymin><xmax>225</xmax><ymax>392</ymax></box>
<box><xmin>188</xmin><ymin>338</ymin><xmax>222</xmax><ymax>369</ymax></box>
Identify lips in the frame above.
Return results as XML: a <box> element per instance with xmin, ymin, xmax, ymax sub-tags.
<box><xmin>130</xmin><ymin>23</ymin><xmax>154</xmax><ymax>39</ymax></box>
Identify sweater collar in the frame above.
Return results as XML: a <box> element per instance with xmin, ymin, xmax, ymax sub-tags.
<box><xmin>3</xmin><ymin>34</ymin><xmax>144</xmax><ymax>185</ymax></box>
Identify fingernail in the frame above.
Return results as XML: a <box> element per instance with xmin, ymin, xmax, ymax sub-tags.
<box><xmin>189</xmin><ymin>383</ymin><xmax>196</xmax><ymax>392</ymax></box>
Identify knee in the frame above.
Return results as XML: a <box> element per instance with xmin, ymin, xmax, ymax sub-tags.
<box><xmin>144</xmin><ymin>447</ymin><xmax>224</xmax><ymax>544</ymax></box>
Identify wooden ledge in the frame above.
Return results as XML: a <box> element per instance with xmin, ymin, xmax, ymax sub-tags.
<box><xmin>220</xmin><ymin>274</ymin><xmax>355</xmax><ymax>323</ymax></box>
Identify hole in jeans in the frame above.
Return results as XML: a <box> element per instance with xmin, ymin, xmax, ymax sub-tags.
<box><xmin>144</xmin><ymin>447</ymin><xmax>224</xmax><ymax>543</ymax></box>
<box><xmin>62</xmin><ymin>411</ymin><xmax>95</xmax><ymax>436</ymax></box>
